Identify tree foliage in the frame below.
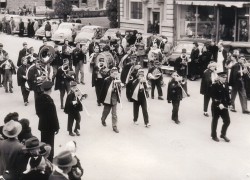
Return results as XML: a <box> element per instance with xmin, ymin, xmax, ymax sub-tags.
<box><xmin>54</xmin><ymin>0</ymin><xmax>72</xmax><ymax>20</ymax></box>
<box><xmin>106</xmin><ymin>0</ymin><xmax>118</xmax><ymax>28</ymax></box>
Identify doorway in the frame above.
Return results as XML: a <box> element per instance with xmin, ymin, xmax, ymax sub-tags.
<box><xmin>153</xmin><ymin>12</ymin><xmax>160</xmax><ymax>34</ymax></box>
<box><xmin>220</xmin><ymin>7</ymin><xmax>235</xmax><ymax>41</ymax></box>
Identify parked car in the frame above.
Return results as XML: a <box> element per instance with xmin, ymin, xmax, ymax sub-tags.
<box><xmin>35</xmin><ymin>6</ymin><xmax>54</xmax><ymax>15</ymax></box>
<box><xmin>4</xmin><ymin>15</ymin><xmax>45</xmax><ymax>35</ymax></box>
<box><xmin>99</xmin><ymin>28</ymin><xmax>125</xmax><ymax>48</ymax></box>
<box><xmin>75</xmin><ymin>25</ymin><xmax>107</xmax><ymax>48</ymax></box>
<box><xmin>72</xmin><ymin>5</ymin><xmax>89</xmax><ymax>11</ymax></box>
<box><xmin>166</xmin><ymin>40</ymin><xmax>206</xmax><ymax>66</ymax></box>
<box><xmin>223</xmin><ymin>41</ymin><xmax>250</xmax><ymax>61</ymax></box>
<box><xmin>51</xmin><ymin>22</ymin><xmax>84</xmax><ymax>44</ymax></box>
<box><xmin>35</xmin><ymin>20</ymin><xmax>59</xmax><ymax>39</ymax></box>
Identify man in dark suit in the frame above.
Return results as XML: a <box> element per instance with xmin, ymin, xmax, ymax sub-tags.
<box><xmin>17</xmin><ymin>42</ymin><xmax>29</xmax><ymax>67</ymax></box>
<box><xmin>36</xmin><ymin>81</ymin><xmax>60</xmax><ymax>161</ymax></box>
<box><xmin>228</xmin><ymin>54</ymin><xmax>250</xmax><ymax>114</ymax></box>
<box><xmin>49</xmin><ymin>151</ymin><xmax>77</xmax><ymax>180</ymax></box>
<box><xmin>210</xmin><ymin>72</ymin><xmax>231</xmax><ymax>142</ymax></box>
<box><xmin>0</xmin><ymin>120</ymin><xmax>28</xmax><ymax>179</ymax></box>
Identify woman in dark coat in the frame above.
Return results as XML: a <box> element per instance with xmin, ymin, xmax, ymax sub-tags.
<box><xmin>27</xmin><ymin>19</ymin><xmax>33</xmax><ymax>38</ymax></box>
<box><xmin>199</xmin><ymin>45</ymin><xmax>212</xmax><ymax>77</ymax></box>
<box><xmin>189</xmin><ymin>42</ymin><xmax>200</xmax><ymax>80</ymax></box>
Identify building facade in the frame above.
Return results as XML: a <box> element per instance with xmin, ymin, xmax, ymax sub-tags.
<box><xmin>120</xmin><ymin>0</ymin><xmax>175</xmax><ymax>42</ymax></box>
<box><xmin>120</xmin><ymin>0</ymin><xmax>250</xmax><ymax>43</ymax></box>
<box><xmin>4</xmin><ymin>0</ymin><xmax>107</xmax><ymax>11</ymax></box>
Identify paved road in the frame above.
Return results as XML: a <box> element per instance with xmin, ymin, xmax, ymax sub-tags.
<box><xmin>0</xmin><ymin>33</ymin><xmax>250</xmax><ymax>180</ymax></box>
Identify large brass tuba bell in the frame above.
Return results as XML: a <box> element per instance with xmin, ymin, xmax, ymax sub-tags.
<box><xmin>39</xmin><ymin>45</ymin><xmax>55</xmax><ymax>65</ymax></box>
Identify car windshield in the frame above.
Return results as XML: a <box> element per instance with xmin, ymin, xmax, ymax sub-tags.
<box><xmin>81</xmin><ymin>28</ymin><xmax>95</xmax><ymax>33</ymax></box>
<box><xmin>59</xmin><ymin>24</ymin><xmax>72</xmax><ymax>29</ymax></box>
<box><xmin>175</xmin><ymin>43</ymin><xmax>194</xmax><ymax>53</ymax></box>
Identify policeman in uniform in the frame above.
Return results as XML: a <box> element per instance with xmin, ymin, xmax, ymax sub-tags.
<box><xmin>210</xmin><ymin>72</ymin><xmax>231</xmax><ymax>142</ymax></box>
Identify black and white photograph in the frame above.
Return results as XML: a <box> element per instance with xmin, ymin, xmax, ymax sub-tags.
<box><xmin>0</xmin><ymin>0</ymin><xmax>250</xmax><ymax>179</ymax></box>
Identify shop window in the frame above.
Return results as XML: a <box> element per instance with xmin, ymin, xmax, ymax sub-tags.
<box><xmin>130</xmin><ymin>2</ymin><xmax>142</xmax><ymax>19</ymax></box>
<box><xmin>82</xmin><ymin>0</ymin><xmax>87</xmax><ymax>3</ymax></box>
<box><xmin>178</xmin><ymin>5</ymin><xmax>217</xmax><ymax>40</ymax></box>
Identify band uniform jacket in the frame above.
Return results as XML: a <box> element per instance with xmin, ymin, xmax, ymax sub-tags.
<box><xmin>64</xmin><ymin>91</ymin><xmax>83</xmax><ymax>115</ymax></box>
<box><xmin>51</xmin><ymin>50</ymin><xmax>63</xmax><ymax>67</ymax></box>
<box><xmin>228</xmin><ymin>63</ymin><xmax>248</xmax><ymax>88</ymax></box>
<box><xmin>210</xmin><ymin>81</ymin><xmax>231</xmax><ymax>108</ymax></box>
<box><xmin>98</xmin><ymin>76</ymin><xmax>121</xmax><ymax>105</ymax></box>
<box><xmin>20</xmin><ymin>170</ymin><xmax>50</xmax><ymax>180</ymax></box>
<box><xmin>200</xmin><ymin>68</ymin><xmax>213</xmax><ymax>95</ymax></box>
<box><xmin>174</xmin><ymin>56</ymin><xmax>188</xmax><ymax>77</ymax></box>
<box><xmin>55</xmin><ymin>68</ymin><xmax>75</xmax><ymax>91</ymax></box>
<box><xmin>0</xmin><ymin>138</ymin><xmax>28</xmax><ymax>176</ymax></box>
<box><xmin>72</xmin><ymin>48</ymin><xmax>85</xmax><ymax>66</ymax></box>
<box><xmin>147</xmin><ymin>66</ymin><xmax>163</xmax><ymax>81</ymax></box>
<box><xmin>130</xmin><ymin>79</ymin><xmax>149</xmax><ymax>101</ymax></box>
<box><xmin>190</xmin><ymin>48</ymin><xmax>200</xmax><ymax>63</ymax></box>
<box><xmin>17</xmin><ymin>48</ymin><xmax>28</xmax><ymax>66</ymax></box>
<box><xmin>91</xmin><ymin>65</ymin><xmax>106</xmax><ymax>87</ymax></box>
<box><xmin>36</xmin><ymin>93</ymin><xmax>60</xmax><ymax>132</ymax></box>
<box><xmin>49</xmin><ymin>170</ymin><xmax>68</xmax><ymax>180</ymax></box>
<box><xmin>167</xmin><ymin>79</ymin><xmax>183</xmax><ymax>101</ymax></box>
<box><xmin>17</xmin><ymin>64</ymin><xmax>29</xmax><ymax>86</ymax></box>
<box><xmin>27</xmin><ymin>65</ymin><xmax>44</xmax><ymax>92</ymax></box>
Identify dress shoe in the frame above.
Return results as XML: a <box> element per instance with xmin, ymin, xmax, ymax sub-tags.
<box><xmin>98</xmin><ymin>103</ymin><xmax>101</xmax><ymax>106</ymax></box>
<box><xmin>187</xmin><ymin>93</ymin><xmax>190</xmax><ymax>97</ymax></box>
<box><xmin>24</xmin><ymin>102</ymin><xmax>28</xmax><ymax>106</ymax></box>
<box><xmin>212</xmin><ymin>137</ymin><xmax>219</xmax><ymax>142</ymax></box>
<box><xmin>113</xmin><ymin>126</ymin><xmax>119</xmax><ymax>133</ymax></box>
<box><xmin>151</xmin><ymin>96</ymin><xmax>154</xmax><ymax>99</ymax></box>
<box><xmin>0</xmin><ymin>84</ymin><xmax>2</xmax><ymax>87</ymax></box>
<box><xmin>102</xmin><ymin>120</ymin><xmax>106</xmax><ymax>127</ymax></box>
<box><xmin>220</xmin><ymin>135</ymin><xmax>230</xmax><ymax>142</ymax></box>
<box><xmin>74</xmin><ymin>130</ymin><xmax>80</xmax><ymax>136</ymax></box>
<box><xmin>203</xmin><ymin>112</ymin><xmax>209</xmax><ymax>117</ymax></box>
<box><xmin>61</xmin><ymin>106</ymin><xmax>64</xmax><ymax>109</ymax></box>
<box><xmin>243</xmin><ymin>110</ymin><xmax>250</xmax><ymax>114</ymax></box>
<box><xmin>9</xmin><ymin>89</ymin><xmax>13</xmax><ymax>93</ymax></box>
<box><xmin>175</xmin><ymin>120</ymin><xmax>180</xmax><ymax>124</ymax></box>
<box><xmin>230</xmin><ymin>108</ymin><xmax>237</xmax><ymax>112</ymax></box>
<box><xmin>81</xmin><ymin>81</ymin><xmax>85</xmax><ymax>85</ymax></box>
<box><xmin>158</xmin><ymin>97</ymin><xmax>164</xmax><ymax>100</ymax></box>
<box><xmin>69</xmin><ymin>132</ymin><xmax>75</xmax><ymax>136</ymax></box>
<box><xmin>5</xmin><ymin>89</ymin><xmax>8</xmax><ymax>93</ymax></box>
<box><xmin>145</xmin><ymin>123</ymin><xmax>151</xmax><ymax>128</ymax></box>
<box><xmin>134</xmin><ymin>121</ymin><xmax>139</xmax><ymax>125</ymax></box>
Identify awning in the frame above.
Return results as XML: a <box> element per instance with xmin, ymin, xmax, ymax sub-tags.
<box><xmin>176</xmin><ymin>1</ymin><xmax>250</xmax><ymax>8</ymax></box>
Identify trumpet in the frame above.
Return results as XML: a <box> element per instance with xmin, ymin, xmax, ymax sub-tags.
<box><xmin>129</xmin><ymin>76</ymin><xmax>134</xmax><ymax>81</ymax></box>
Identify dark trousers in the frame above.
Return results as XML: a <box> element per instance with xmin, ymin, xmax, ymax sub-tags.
<box><xmin>172</xmin><ymin>100</ymin><xmax>180</xmax><ymax>121</ymax></box>
<box><xmin>133</xmin><ymin>93</ymin><xmax>149</xmax><ymax>125</ymax></box>
<box><xmin>211</xmin><ymin>104</ymin><xmax>230</xmax><ymax>138</ymax></box>
<box><xmin>20</xmin><ymin>85</ymin><xmax>30</xmax><ymax>103</ymax></box>
<box><xmin>151</xmin><ymin>79</ymin><xmax>163</xmax><ymax>97</ymax></box>
<box><xmin>41</xmin><ymin>131</ymin><xmax>55</xmax><ymax>162</ymax></box>
<box><xmin>231</xmin><ymin>83</ymin><xmax>248</xmax><ymax>112</ymax></box>
<box><xmin>126</xmin><ymin>81</ymin><xmax>133</xmax><ymax>101</ymax></box>
<box><xmin>3</xmin><ymin>70</ymin><xmax>13</xmax><ymax>91</ymax></box>
<box><xmin>67</xmin><ymin>112</ymin><xmax>81</xmax><ymax>133</ymax></box>
<box><xmin>101</xmin><ymin>104</ymin><xmax>118</xmax><ymax>127</ymax></box>
<box><xmin>95</xmin><ymin>78</ymin><xmax>104</xmax><ymax>103</ymax></box>
<box><xmin>203</xmin><ymin>94</ymin><xmax>211</xmax><ymax>112</ymax></box>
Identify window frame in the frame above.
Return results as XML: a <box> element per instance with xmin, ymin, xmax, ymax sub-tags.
<box><xmin>129</xmin><ymin>1</ymin><xmax>143</xmax><ymax>20</ymax></box>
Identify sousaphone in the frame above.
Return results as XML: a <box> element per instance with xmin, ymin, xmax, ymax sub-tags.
<box><xmin>39</xmin><ymin>45</ymin><xmax>55</xmax><ymax>65</ymax></box>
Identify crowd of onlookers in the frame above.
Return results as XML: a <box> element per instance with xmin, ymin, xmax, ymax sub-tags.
<box><xmin>0</xmin><ymin>112</ymin><xmax>84</xmax><ymax>180</ymax></box>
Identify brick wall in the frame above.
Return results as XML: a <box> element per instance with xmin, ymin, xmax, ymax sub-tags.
<box><xmin>7</xmin><ymin>0</ymin><xmax>45</xmax><ymax>11</ymax></box>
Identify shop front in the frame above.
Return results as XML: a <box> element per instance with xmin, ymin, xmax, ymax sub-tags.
<box><xmin>175</xmin><ymin>0</ymin><xmax>250</xmax><ymax>42</ymax></box>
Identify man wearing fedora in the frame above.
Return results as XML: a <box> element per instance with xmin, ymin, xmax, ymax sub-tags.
<box><xmin>17</xmin><ymin>42</ymin><xmax>29</xmax><ymax>67</ymax></box>
<box><xmin>0</xmin><ymin>120</ymin><xmax>28</xmax><ymax>179</ymax></box>
<box><xmin>49</xmin><ymin>151</ymin><xmax>77</xmax><ymax>180</ymax></box>
<box><xmin>36</xmin><ymin>81</ymin><xmax>60</xmax><ymax>161</ymax></box>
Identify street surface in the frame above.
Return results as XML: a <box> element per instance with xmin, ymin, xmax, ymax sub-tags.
<box><xmin>0</xmin><ymin>33</ymin><xmax>250</xmax><ymax>180</ymax></box>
